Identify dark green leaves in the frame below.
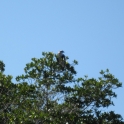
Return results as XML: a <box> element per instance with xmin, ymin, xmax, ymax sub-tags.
<box><xmin>0</xmin><ymin>61</ymin><xmax>5</xmax><ymax>73</ymax></box>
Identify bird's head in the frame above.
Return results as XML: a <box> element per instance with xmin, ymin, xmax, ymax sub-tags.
<box><xmin>59</xmin><ymin>50</ymin><xmax>64</xmax><ymax>53</ymax></box>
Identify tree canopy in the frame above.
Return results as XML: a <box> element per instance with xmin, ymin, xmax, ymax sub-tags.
<box><xmin>0</xmin><ymin>52</ymin><xmax>123</xmax><ymax>124</ymax></box>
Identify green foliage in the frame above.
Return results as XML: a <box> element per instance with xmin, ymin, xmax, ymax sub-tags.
<box><xmin>0</xmin><ymin>52</ymin><xmax>124</xmax><ymax>124</ymax></box>
<box><xmin>0</xmin><ymin>60</ymin><xmax>5</xmax><ymax>72</ymax></box>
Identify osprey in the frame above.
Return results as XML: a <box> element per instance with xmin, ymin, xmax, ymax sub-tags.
<box><xmin>56</xmin><ymin>50</ymin><xmax>65</xmax><ymax>67</ymax></box>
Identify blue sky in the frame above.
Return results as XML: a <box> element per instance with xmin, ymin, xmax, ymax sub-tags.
<box><xmin>0</xmin><ymin>1</ymin><xmax>124</xmax><ymax>118</ymax></box>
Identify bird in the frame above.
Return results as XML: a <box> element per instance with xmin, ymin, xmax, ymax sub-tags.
<box><xmin>56</xmin><ymin>50</ymin><xmax>66</xmax><ymax>67</ymax></box>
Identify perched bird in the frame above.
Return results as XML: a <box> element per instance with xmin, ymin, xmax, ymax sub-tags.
<box><xmin>56</xmin><ymin>50</ymin><xmax>65</xmax><ymax>67</ymax></box>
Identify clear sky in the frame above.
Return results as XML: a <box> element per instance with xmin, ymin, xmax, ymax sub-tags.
<box><xmin>0</xmin><ymin>0</ymin><xmax>124</xmax><ymax>118</ymax></box>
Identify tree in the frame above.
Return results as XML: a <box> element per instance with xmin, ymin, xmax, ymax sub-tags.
<box><xmin>15</xmin><ymin>52</ymin><xmax>77</xmax><ymax>123</ymax></box>
<box><xmin>0</xmin><ymin>61</ymin><xmax>36</xmax><ymax>124</ymax></box>
<box><xmin>64</xmin><ymin>69</ymin><xmax>123</xmax><ymax>124</ymax></box>
<box><xmin>0</xmin><ymin>60</ymin><xmax>5</xmax><ymax>73</ymax></box>
<box><xmin>0</xmin><ymin>61</ymin><xmax>16</xmax><ymax>123</ymax></box>
<box><xmin>0</xmin><ymin>52</ymin><xmax>124</xmax><ymax>124</ymax></box>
